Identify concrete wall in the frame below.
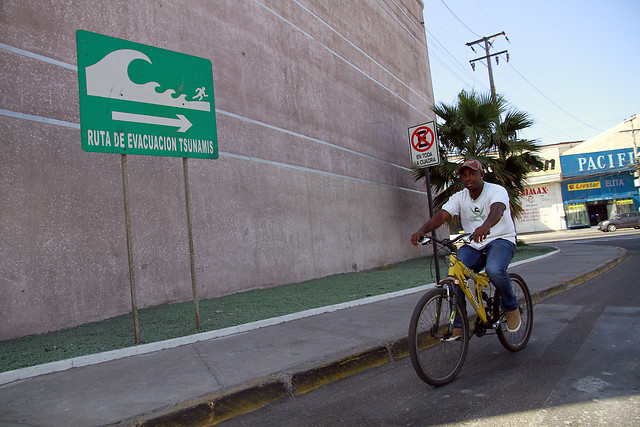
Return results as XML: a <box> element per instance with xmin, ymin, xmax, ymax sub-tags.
<box><xmin>0</xmin><ymin>0</ymin><xmax>436</xmax><ymax>339</ymax></box>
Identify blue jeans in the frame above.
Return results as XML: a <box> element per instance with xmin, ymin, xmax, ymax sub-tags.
<box><xmin>454</xmin><ymin>238</ymin><xmax>518</xmax><ymax>327</ymax></box>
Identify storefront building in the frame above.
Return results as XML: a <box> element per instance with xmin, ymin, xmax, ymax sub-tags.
<box><xmin>560</xmin><ymin>148</ymin><xmax>639</xmax><ymax>228</ymax></box>
<box><xmin>514</xmin><ymin>142</ymin><xmax>580</xmax><ymax>233</ymax></box>
<box><xmin>516</xmin><ymin>113</ymin><xmax>639</xmax><ymax>232</ymax></box>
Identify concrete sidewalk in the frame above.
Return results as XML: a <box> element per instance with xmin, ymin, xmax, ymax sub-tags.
<box><xmin>0</xmin><ymin>240</ymin><xmax>628</xmax><ymax>426</ymax></box>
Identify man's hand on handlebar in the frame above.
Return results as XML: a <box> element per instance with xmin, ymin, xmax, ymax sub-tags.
<box><xmin>472</xmin><ymin>224</ymin><xmax>491</xmax><ymax>243</ymax></box>
<box><xmin>411</xmin><ymin>231</ymin><xmax>426</xmax><ymax>247</ymax></box>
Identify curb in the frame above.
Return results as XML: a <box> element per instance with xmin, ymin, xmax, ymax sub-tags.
<box><xmin>134</xmin><ymin>378</ymin><xmax>288</xmax><ymax>427</ymax></box>
<box><xmin>530</xmin><ymin>249</ymin><xmax>628</xmax><ymax>304</ymax></box>
<box><xmin>292</xmin><ymin>346</ymin><xmax>391</xmax><ymax>396</ymax></box>
<box><xmin>133</xmin><ymin>345</ymin><xmax>408</xmax><ymax>427</ymax></box>
<box><xmin>132</xmin><ymin>247</ymin><xmax>628</xmax><ymax>426</ymax></box>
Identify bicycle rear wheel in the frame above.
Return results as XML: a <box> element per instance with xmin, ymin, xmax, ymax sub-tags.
<box><xmin>408</xmin><ymin>288</ymin><xmax>469</xmax><ymax>386</ymax></box>
<box><xmin>497</xmin><ymin>273</ymin><xmax>533</xmax><ymax>351</ymax></box>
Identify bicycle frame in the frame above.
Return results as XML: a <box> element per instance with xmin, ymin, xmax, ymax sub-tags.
<box><xmin>409</xmin><ymin>234</ymin><xmax>533</xmax><ymax>386</ymax></box>
<box><xmin>410</xmin><ymin>235</ymin><xmax>533</xmax><ymax>386</ymax></box>
<box><xmin>445</xmin><ymin>253</ymin><xmax>491</xmax><ymax>324</ymax></box>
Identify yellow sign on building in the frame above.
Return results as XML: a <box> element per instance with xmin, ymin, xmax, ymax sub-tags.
<box><xmin>567</xmin><ymin>181</ymin><xmax>601</xmax><ymax>191</ymax></box>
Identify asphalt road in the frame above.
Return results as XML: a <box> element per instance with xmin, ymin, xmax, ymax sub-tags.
<box><xmin>222</xmin><ymin>235</ymin><xmax>640</xmax><ymax>426</ymax></box>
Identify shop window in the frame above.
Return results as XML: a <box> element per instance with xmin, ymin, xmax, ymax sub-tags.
<box><xmin>565</xmin><ymin>203</ymin><xmax>589</xmax><ymax>228</ymax></box>
<box><xmin>616</xmin><ymin>199</ymin><xmax>634</xmax><ymax>214</ymax></box>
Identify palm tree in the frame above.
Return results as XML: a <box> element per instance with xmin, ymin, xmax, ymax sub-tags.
<box><xmin>414</xmin><ymin>90</ymin><xmax>543</xmax><ymax>218</ymax></box>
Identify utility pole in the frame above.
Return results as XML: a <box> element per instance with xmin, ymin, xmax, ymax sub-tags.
<box><xmin>466</xmin><ymin>32</ymin><xmax>509</xmax><ymax>98</ymax></box>
<box><xmin>466</xmin><ymin>32</ymin><xmax>510</xmax><ymax>160</ymax></box>
<box><xmin>621</xmin><ymin>115</ymin><xmax>639</xmax><ymax>174</ymax></box>
<box><xmin>621</xmin><ymin>115</ymin><xmax>640</xmax><ymax>204</ymax></box>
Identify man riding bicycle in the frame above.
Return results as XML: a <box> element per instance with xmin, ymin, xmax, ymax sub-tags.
<box><xmin>410</xmin><ymin>159</ymin><xmax>521</xmax><ymax>338</ymax></box>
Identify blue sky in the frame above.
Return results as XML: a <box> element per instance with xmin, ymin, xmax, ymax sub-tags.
<box><xmin>422</xmin><ymin>0</ymin><xmax>640</xmax><ymax>146</ymax></box>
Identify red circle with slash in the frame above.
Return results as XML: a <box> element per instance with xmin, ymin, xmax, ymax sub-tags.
<box><xmin>411</xmin><ymin>126</ymin><xmax>434</xmax><ymax>152</ymax></box>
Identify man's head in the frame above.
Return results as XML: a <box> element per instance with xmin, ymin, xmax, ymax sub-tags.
<box><xmin>457</xmin><ymin>159</ymin><xmax>484</xmax><ymax>176</ymax></box>
<box><xmin>458</xmin><ymin>159</ymin><xmax>484</xmax><ymax>194</ymax></box>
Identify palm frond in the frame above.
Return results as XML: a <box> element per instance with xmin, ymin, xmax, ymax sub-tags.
<box><xmin>414</xmin><ymin>90</ymin><xmax>543</xmax><ymax>216</ymax></box>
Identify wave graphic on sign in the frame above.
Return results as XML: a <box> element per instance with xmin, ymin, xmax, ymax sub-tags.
<box><xmin>85</xmin><ymin>49</ymin><xmax>210</xmax><ymax>112</ymax></box>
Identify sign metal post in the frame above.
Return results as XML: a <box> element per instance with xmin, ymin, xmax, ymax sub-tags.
<box><xmin>120</xmin><ymin>153</ymin><xmax>140</xmax><ymax>343</ymax></box>
<box><xmin>408</xmin><ymin>121</ymin><xmax>442</xmax><ymax>283</ymax></box>
<box><xmin>182</xmin><ymin>158</ymin><xmax>200</xmax><ymax>330</ymax></box>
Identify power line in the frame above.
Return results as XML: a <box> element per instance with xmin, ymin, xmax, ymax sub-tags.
<box><xmin>473</xmin><ymin>0</ymin><xmax>495</xmax><ymax>28</ymax></box>
<box><xmin>439</xmin><ymin>0</ymin><xmax>480</xmax><ymax>37</ymax></box>
<box><xmin>507</xmin><ymin>63</ymin><xmax>602</xmax><ymax>132</ymax></box>
<box><xmin>426</xmin><ymin>29</ymin><xmax>487</xmax><ymax>88</ymax></box>
<box><xmin>429</xmin><ymin>49</ymin><xmax>477</xmax><ymax>90</ymax></box>
<box><xmin>427</xmin><ymin>2</ymin><xmax>598</xmax><ymax>141</ymax></box>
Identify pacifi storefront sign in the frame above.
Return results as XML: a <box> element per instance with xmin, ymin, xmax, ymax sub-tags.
<box><xmin>76</xmin><ymin>30</ymin><xmax>218</xmax><ymax>159</ymax></box>
<box><xmin>560</xmin><ymin>148</ymin><xmax>634</xmax><ymax>178</ymax></box>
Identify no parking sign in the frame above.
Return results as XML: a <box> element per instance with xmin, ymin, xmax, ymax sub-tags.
<box><xmin>408</xmin><ymin>121</ymin><xmax>440</xmax><ymax>168</ymax></box>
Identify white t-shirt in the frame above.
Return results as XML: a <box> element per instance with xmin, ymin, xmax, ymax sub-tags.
<box><xmin>442</xmin><ymin>182</ymin><xmax>517</xmax><ymax>249</ymax></box>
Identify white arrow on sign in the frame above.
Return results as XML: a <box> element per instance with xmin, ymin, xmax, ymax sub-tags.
<box><xmin>112</xmin><ymin>111</ymin><xmax>192</xmax><ymax>133</ymax></box>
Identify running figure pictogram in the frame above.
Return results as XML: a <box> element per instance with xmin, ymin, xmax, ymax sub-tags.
<box><xmin>193</xmin><ymin>87</ymin><xmax>208</xmax><ymax>101</ymax></box>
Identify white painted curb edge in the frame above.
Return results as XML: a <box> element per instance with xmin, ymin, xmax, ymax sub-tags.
<box><xmin>0</xmin><ymin>249</ymin><xmax>560</xmax><ymax>386</ymax></box>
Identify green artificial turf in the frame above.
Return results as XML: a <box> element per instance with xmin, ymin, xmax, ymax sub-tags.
<box><xmin>0</xmin><ymin>245</ymin><xmax>554</xmax><ymax>373</ymax></box>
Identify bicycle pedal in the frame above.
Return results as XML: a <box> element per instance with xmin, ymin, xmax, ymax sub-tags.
<box><xmin>437</xmin><ymin>276</ymin><xmax>459</xmax><ymax>285</ymax></box>
<box><xmin>492</xmin><ymin>316</ymin><xmax>505</xmax><ymax>330</ymax></box>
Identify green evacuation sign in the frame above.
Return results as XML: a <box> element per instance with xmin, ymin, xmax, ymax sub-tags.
<box><xmin>76</xmin><ymin>30</ymin><xmax>218</xmax><ymax>159</ymax></box>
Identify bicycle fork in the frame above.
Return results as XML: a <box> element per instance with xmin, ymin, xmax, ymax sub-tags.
<box><xmin>433</xmin><ymin>280</ymin><xmax>458</xmax><ymax>340</ymax></box>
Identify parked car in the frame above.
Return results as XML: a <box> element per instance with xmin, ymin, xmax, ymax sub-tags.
<box><xmin>597</xmin><ymin>211</ymin><xmax>640</xmax><ymax>232</ymax></box>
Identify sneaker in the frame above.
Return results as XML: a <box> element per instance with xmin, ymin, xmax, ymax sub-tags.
<box><xmin>506</xmin><ymin>309</ymin><xmax>521</xmax><ymax>332</ymax></box>
<box><xmin>445</xmin><ymin>328</ymin><xmax>463</xmax><ymax>341</ymax></box>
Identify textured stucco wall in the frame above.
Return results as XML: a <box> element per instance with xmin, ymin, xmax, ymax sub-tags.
<box><xmin>0</xmin><ymin>0</ymin><xmax>438</xmax><ymax>339</ymax></box>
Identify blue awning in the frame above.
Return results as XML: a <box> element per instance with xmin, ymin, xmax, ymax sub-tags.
<box><xmin>564</xmin><ymin>191</ymin><xmax>639</xmax><ymax>205</ymax></box>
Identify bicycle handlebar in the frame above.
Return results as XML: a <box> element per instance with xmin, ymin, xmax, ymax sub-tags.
<box><xmin>417</xmin><ymin>233</ymin><xmax>472</xmax><ymax>251</ymax></box>
<box><xmin>417</xmin><ymin>230</ymin><xmax>492</xmax><ymax>252</ymax></box>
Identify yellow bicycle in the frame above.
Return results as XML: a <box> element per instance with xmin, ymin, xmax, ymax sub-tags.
<box><xmin>408</xmin><ymin>233</ymin><xmax>533</xmax><ymax>386</ymax></box>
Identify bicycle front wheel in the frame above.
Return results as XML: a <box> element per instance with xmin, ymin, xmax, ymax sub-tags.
<box><xmin>408</xmin><ymin>288</ymin><xmax>469</xmax><ymax>386</ymax></box>
<box><xmin>497</xmin><ymin>273</ymin><xmax>533</xmax><ymax>351</ymax></box>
